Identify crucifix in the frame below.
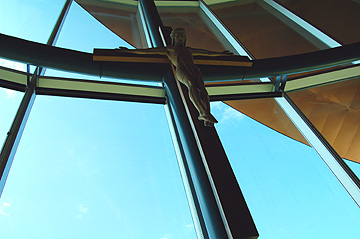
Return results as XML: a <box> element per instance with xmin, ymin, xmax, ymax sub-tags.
<box><xmin>93</xmin><ymin>1</ymin><xmax>258</xmax><ymax>238</ymax></box>
<box><xmin>95</xmin><ymin>28</ymin><xmax>251</xmax><ymax>127</ymax></box>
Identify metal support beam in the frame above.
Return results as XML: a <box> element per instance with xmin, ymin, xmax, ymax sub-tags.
<box><xmin>36</xmin><ymin>76</ymin><xmax>165</xmax><ymax>104</ymax></box>
<box><xmin>47</xmin><ymin>0</ymin><xmax>73</xmax><ymax>46</ymax></box>
<box><xmin>285</xmin><ymin>64</ymin><xmax>360</xmax><ymax>92</ymax></box>
<box><xmin>274</xmin><ymin>75</ymin><xmax>287</xmax><ymax>92</ymax></box>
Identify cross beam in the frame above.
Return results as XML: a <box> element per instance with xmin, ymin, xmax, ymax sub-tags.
<box><xmin>93</xmin><ymin>49</ymin><xmax>253</xmax><ymax>67</ymax></box>
<box><xmin>137</xmin><ymin>0</ymin><xmax>258</xmax><ymax>238</ymax></box>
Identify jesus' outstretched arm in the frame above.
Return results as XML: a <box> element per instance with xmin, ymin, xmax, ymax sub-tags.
<box><xmin>190</xmin><ymin>48</ymin><xmax>234</xmax><ymax>57</ymax></box>
<box><xmin>117</xmin><ymin>47</ymin><xmax>168</xmax><ymax>56</ymax></box>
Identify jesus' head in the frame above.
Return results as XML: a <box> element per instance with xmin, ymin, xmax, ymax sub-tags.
<box><xmin>170</xmin><ymin>28</ymin><xmax>186</xmax><ymax>46</ymax></box>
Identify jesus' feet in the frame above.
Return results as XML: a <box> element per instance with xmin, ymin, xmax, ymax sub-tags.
<box><xmin>198</xmin><ymin>113</ymin><xmax>218</xmax><ymax>127</ymax></box>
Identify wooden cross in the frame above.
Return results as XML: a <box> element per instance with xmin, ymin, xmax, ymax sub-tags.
<box><xmin>93</xmin><ymin>49</ymin><xmax>253</xmax><ymax>67</ymax></box>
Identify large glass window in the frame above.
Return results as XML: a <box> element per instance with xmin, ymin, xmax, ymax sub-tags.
<box><xmin>0</xmin><ymin>87</ymin><xmax>24</xmax><ymax>145</ymax></box>
<box><xmin>0</xmin><ymin>0</ymin><xmax>66</xmax><ymax>43</ymax></box>
<box><xmin>206</xmin><ymin>0</ymin><xmax>318</xmax><ymax>58</ymax></box>
<box><xmin>75</xmin><ymin>0</ymin><xmax>144</xmax><ymax>48</ymax></box>
<box><xmin>346</xmin><ymin>160</ymin><xmax>360</xmax><ymax>178</ymax></box>
<box><xmin>211</xmin><ymin>100</ymin><xmax>360</xmax><ymax>238</ymax></box>
<box><xmin>275</xmin><ymin>0</ymin><xmax>360</xmax><ymax>45</ymax></box>
<box><xmin>0</xmin><ymin>96</ymin><xmax>197</xmax><ymax>239</ymax></box>
<box><xmin>288</xmin><ymin>77</ymin><xmax>360</xmax><ymax>163</ymax></box>
<box><xmin>158</xmin><ymin>2</ymin><xmax>227</xmax><ymax>52</ymax></box>
<box><xmin>44</xmin><ymin>1</ymin><xmax>157</xmax><ymax>86</ymax></box>
<box><xmin>0</xmin><ymin>59</ymin><xmax>27</xmax><ymax>73</ymax></box>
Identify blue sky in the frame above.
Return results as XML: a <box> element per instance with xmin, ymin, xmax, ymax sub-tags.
<box><xmin>1</xmin><ymin>1</ymin><xmax>360</xmax><ymax>239</ymax></box>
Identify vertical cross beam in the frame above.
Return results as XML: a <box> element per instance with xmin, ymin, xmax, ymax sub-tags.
<box><xmin>139</xmin><ymin>1</ymin><xmax>258</xmax><ymax>238</ymax></box>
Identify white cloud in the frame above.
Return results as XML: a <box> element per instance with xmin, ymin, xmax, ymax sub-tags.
<box><xmin>0</xmin><ymin>58</ymin><xmax>26</xmax><ymax>71</ymax></box>
<box><xmin>185</xmin><ymin>223</ymin><xmax>194</xmax><ymax>228</ymax></box>
<box><xmin>0</xmin><ymin>201</ymin><xmax>11</xmax><ymax>216</ymax></box>
<box><xmin>211</xmin><ymin>101</ymin><xmax>245</xmax><ymax>122</ymax></box>
<box><xmin>221</xmin><ymin>106</ymin><xmax>244</xmax><ymax>121</ymax></box>
<box><xmin>210</xmin><ymin>101</ymin><xmax>223</xmax><ymax>110</ymax></box>
<box><xmin>160</xmin><ymin>235</ymin><xmax>171</xmax><ymax>239</ymax></box>
<box><xmin>2</xmin><ymin>88</ymin><xmax>18</xmax><ymax>99</ymax></box>
<box><xmin>78</xmin><ymin>204</ymin><xmax>89</xmax><ymax>214</ymax></box>
<box><xmin>76</xmin><ymin>203</ymin><xmax>89</xmax><ymax>219</ymax></box>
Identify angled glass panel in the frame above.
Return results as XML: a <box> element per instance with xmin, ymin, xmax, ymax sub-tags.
<box><xmin>54</xmin><ymin>1</ymin><xmax>131</xmax><ymax>53</ymax></box>
<box><xmin>0</xmin><ymin>96</ymin><xmax>197</xmax><ymax>239</ymax></box>
<box><xmin>75</xmin><ymin>0</ymin><xmax>144</xmax><ymax>48</ymax></box>
<box><xmin>288</xmin><ymin>77</ymin><xmax>360</xmax><ymax>163</ymax></box>
<box><xmin>0</xmin><ymin>58</ymin><xmax>27</xmax><ymax>73</ymax></box>
<box><xmin>346</xmin><ymin>160</ymin><xmax>360</xmax><ymax>178</ymax></box>
<box><xmin>0</xmin><ymin>87</ymin><xmax>24</xmax><ymax>145</ymax></box>
<box><xmin>211</xmin><ymin>100</ymin><xmax>360</xmax><ymax>238</ymax></box>
<box><xmin>275</xmin><ymin>0</ymin><xmax>360</xmax><ymax>45</ymax></box>
<box><xmin>157</xmin><ymin>2</ymin><xmax>227</xmax><ymax>52</ymax></box>
<box><xmin>45</xmin><ymin>1</ymin><xmax>159</xmax><ymax>86</ymax></box>
<box><xmin>0</xmin><ymin>0</ymin><xmax>66</xmax><ymax>43</ymax></box>
<box><xmin>206</xmin><ymin>0</ymin><xmax>318</xmax><ymax>59</ymax></box>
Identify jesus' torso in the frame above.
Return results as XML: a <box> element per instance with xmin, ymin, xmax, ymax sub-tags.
<box><xmin>166</xmin><ymin>46</ymin><xmax>200</xmax><ymax>79</ymax></box>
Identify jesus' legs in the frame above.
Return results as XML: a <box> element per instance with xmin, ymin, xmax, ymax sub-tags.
<box><xmin>187</xmin><ymin>84</ymin><xmax>218</xmax><ymax>126</ymax></box>
<box><xmin>176</xmin><ymin>66</ymin><xmax>217</xmax><ymax>126</ymax></box>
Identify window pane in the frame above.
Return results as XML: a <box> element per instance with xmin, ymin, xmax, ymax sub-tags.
<box><xmin>207</xmin><ymin>0</ymin><xmax>318</xmax><ymax>58</ymax></box>
<box><xmin>54</xmin><ymin>2</ymin><xmax>131</xmax><ymax>53</ymax></box>
<box><xmin>288</xmin><ymin>77</ymin><xmax>360</xmax><ymax>163</ymax></box>
<box><xmin>0</xmin><ymin>58</ymin><xmax>27</xmax><ymax>73</ymax></box>
<box><xmin>211</xmin><ymin>101</ymin><xmax>360</xmax><ymax>238</ymax></box>
<box><xmin>158</xmin><ymin>3</ymin><xmax>227</xmax><ymax>52</ymax></box>
<box><xmin>45</xmin><ymin>1</ymin><xmax>158</xmax><ymax>86</ymax></box>
<box><xmin>76</xmin><ymin>0</ymin><xmax>144</xmax><ymax>48</ymax></box>
<box><xmin>0</xmin><ymin>87</ymin><xmax>23</xmax><ymax>144</ymax></box>
<box><xmin>276</xmin><ymin>0</ymin><xmax>360</xmax><ymax>45</ymax></box>
<box><xmin>0</xmin><ymin>0</ymin><xmax>66</xmax><ymax>43</ymax></box>
<box><xmin>0</xmin><ymin>96</ymin><xmax>197</xmax><ymax>239</ymax></box>
<box><xmin>346</xmin><ymin>160</ymin><xmax>360</xmax><ymax>178</ymax></box>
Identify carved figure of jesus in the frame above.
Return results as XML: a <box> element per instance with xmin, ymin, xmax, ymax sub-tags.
<box><xmin>117</xmin><ymin>28</ymin><xmax>233</xmax><ymax>127</ymax></box>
